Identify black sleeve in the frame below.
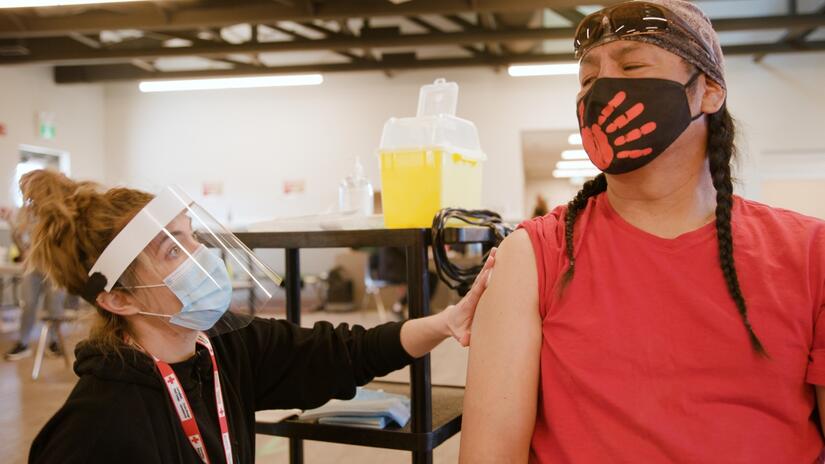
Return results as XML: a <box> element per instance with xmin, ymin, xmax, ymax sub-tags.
<box><xmin>246</xmin><ymin>318</ymin><xmax>416</xmax><ymax>411</ymax></box>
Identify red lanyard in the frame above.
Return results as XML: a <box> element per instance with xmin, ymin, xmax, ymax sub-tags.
<box><xmin>139</xmin><ymin>334</ymin><xmax>233</xmax><ymax>464</ymax></box>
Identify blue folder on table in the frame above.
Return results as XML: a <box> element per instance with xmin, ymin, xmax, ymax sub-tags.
<box><xmin>299</xmin><ymin>387</ymin><xmax>411</xmax><ymax>429</ymax></box>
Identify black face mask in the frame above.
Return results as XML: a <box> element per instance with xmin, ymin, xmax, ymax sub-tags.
<box><xmin>576</xmin><ymin>72</ymin><xmax>702</xmax><ymax>175</ymax></box>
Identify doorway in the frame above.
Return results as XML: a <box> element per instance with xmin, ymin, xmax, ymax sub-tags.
<box><xmin>11</xmin><ymin>145</ymin><xmax>71</xmax><ymax>207</ymax></box>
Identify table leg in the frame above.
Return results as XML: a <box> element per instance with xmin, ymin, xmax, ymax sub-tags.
<box><xmin>285</xmin><ymin>248</ymin><xmax>304</xmax><ymax>464</ymax></box>
<box><xmin>285</xmin><ymin>249</ymin><xmax>301</xmax><ymax>325</ymax></box>
<box><xmin>406</xmin><ymin>236</ymin><xmax>433</xmax><ymax>464</ymax></box>
<box><xmin>289</xmin><ymin>438</ymin><xmax>304</xmax><ymax>464</ymax></box>
<box><xmin>32</xmin><ymin>323</ymin><xmax>50</xmax><ymax>381</ymax></box>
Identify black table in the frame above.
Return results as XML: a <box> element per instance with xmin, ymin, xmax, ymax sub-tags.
<box><xmin>236</xmin><ymin>227</ymin><xmax>494</xmax><ymax>464</ymax></box>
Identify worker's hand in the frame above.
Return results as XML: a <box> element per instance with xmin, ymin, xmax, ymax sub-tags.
<box><xmin>443</xmin><ymin>247</ymin><xmax>497</xmax><ymax>347</ymax></box>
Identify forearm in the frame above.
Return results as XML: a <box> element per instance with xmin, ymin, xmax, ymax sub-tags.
<box><xmin>399</xmin><ymin>312</ymin><xmax>451</xmax><ymax>359</ymax></box>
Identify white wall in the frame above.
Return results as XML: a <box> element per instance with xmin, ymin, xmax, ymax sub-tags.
<box><xmin>103</xmin><ymin>51</ymin><xmax>825</xmax><ymax>230</ymax></box>
<box><xmin>724</xmin><ymin>52</ymin><xmax>825</xmax><ymax>200</ymax></box>
<box><xmin>0</xmin><ymin>66</ymin><xmax>106</xmax><ymax>205</ymax></box>
<box><xmin>102</xmin><ymin>68</ymin><xmax>584</xmax><ymax>227</ymax></box>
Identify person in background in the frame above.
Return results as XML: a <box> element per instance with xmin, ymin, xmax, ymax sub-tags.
<box><xmin>532</xmin><ymin>195</ymin><xmax>549</xmax><ymax>218</ymax></box>
<box><xmin>459</xmin><ymin>0</ymin><xmax>825</xmax><ymax>462</ymax></box>
<box><xmin>1</xmin><ymin>206</ymin><xmax>66</xmax><ymax>361</ymax></box>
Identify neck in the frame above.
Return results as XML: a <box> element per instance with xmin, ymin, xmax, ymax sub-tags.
<box><xmin>605</xmin><ymin>144</ymin><xmax>717</xmax><ymax>239</ymax></box>
<box><xmin>128</xmin><ymin>316</ymin><xmax>199</xmax><ymax>363</ymax></box>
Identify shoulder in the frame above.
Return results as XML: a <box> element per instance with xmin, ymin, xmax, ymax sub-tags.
<box><xmin>30</xmin><ymin>378</ymin><xmax>157</xmax><ymax>463</ymax></box>
<box><xmin>517</xmin><ymin>193</ymin><xmax>604</xmax><ymax>253</ymax></box>
<box><xmin>734</xmin><ymin>196</ymin><xmax>825</xmax><ymax>243</ymax></box>
<box><xmin>518</xmin><ymin>205</ymin><xmax>566</xmax><ymax>249</ymax></box>
<box><xmin>499</xmin><ymin>228</ymin><xmax>535</xmax><ymax>258</ymax></box>
<box><xmin>484</xmin><ymin>229</ymin><xmax>539</xmax><ymax>310</ymax></box>
<box><xmin>230</xmin><ymin>316</ymin><xmax>301</xmax><ymax>348</ymax></box>
<box><xmin>733</xmin><ymin>197</ymin><xmax>825</xmax><ymax>290</ymax></box>
<box><xmin>514</xmin><ymin>203</ymin><xmax>576</xmax><ymax>287</ymax></box>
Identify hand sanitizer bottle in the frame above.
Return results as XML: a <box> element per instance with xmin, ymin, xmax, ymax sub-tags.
<box><xmin>339</xmin><ymin>157</ymin><xmax>374</xmax><ymax>216</ymax></box>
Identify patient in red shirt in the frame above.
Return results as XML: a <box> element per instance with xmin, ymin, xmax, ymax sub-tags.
<box><xmin>459</xmin><ymin>1</ymin><xmax>825</xmax><ymax>463</ymax></box>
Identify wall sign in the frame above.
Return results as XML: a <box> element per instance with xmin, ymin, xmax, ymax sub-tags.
<box><xmin>202</xmin><ymin>181</ymin><xmax>224</xmax><ymax>196</ymax></box>
<box><xmin>283</xmin><ymin>179</ymin><xmax>306</xmax><ymax>195</ymax></box>
<box><xmin>37</xmin><ymin>112</ymin><xmax>56</xmax><ymax>140</ymax></box>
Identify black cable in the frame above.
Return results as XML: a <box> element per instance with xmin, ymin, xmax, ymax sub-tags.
<box><xmin>431</xmin><ymin>208</ymin><xmax>512</xmax><ymax>296</ymax></box>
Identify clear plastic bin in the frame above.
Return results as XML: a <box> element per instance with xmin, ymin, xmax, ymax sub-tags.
<box><xmin>378</xmin><ymin>79</ymin><xmax>486</xmax><ymax>229</ymax></box>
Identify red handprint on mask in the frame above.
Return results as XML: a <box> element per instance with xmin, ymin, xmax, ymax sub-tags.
<box><xmin>578</xmin><ymin>91</ymin><xmax>658</xmax><ymax>171</ymax></box>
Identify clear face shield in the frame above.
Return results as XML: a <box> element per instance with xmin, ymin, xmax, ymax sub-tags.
<box><xmin>82</xmin><ymin>186</ymin><xmax>282</xmax><ymax>336</ymax></box>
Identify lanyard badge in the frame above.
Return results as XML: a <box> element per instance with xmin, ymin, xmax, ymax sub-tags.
<box><xmin>146</xmin><ymin>334</ymin><xmax>233</xmax><ymax>464</ymax></box>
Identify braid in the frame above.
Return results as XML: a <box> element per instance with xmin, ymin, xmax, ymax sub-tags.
<box><xmin>558</xmin><ymin>173</ymin><xmax>608</xmax><ymax>294</ymax></box>
<box><xmin>707</xmin><ymin>106</ymin><xmax>767</xmax><ymax>356</ymax></box>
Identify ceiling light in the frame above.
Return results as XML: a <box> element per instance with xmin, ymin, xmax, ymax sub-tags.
<box><xmin>139</xmin><ymin>74</ymin><xmax>324</xmax><ymax>93</ymax></box>
<box><xmin>507</xmin><ymin>62</ymin><xmax>579</xmax><ymax>77</ymax></box>
<box><xmin>568</xmin><ymin>133</ymin><xmax>582</xmax><ymax>145</ymax></box>
<box><xmin>0</xmin><ymin>0</ymin><xmax>143</xmax><ymax>7</ymax></box>
<box><xmin>552</xmin><ymin>168</ymin><xmax>601</xmax><ymax>178</ymax></box>
<box><xmin>162</xmin><ymin>38</ymin><xmax>193</xmax><ymax>48</ymax></box>
<box><xmin>561</xmin><ymin>149</ymin><xmax>588</xmax><ymax>160</ymax></box>
<box><xmin>556</xmin><ymin>160</ymin><xmax>596</xmax><ymax>170</ymax></box>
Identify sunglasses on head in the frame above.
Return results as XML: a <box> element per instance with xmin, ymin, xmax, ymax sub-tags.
<box><xmin>573</xmin><ymin>2</ymin><xmax>700</xmax><ymax>59</ymax></box>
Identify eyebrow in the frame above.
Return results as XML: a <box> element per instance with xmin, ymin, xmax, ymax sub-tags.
<box><xmin>581</xmin><ymin>53</ymin><xmax>597</xmax><ymax>67</ymax></box>
<box><xmin>153</xmin><ymin>230</ymin><xmax>186</xmax><ymax>252</ymax></box>
<box><xmin>581</xmin><ymin>42</ymin><xmax>645</xmax><ymax>68</ymax></box>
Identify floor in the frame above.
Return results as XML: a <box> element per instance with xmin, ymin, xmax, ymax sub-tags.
<box><xmin>0</xmin><ymin>306</ymin><xmax>469</xmax><ymax>464</ymax></box>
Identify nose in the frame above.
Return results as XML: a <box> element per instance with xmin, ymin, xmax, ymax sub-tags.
<box><xmin>577</xmin><ymin>49</ymin><xmax>624</xmax><ymax>96</ymax></box>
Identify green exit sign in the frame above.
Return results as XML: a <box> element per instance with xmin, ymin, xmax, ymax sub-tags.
<box><xmin>37</xmin><ymin>112</ymin><xmax>55</xmax><ymax>140</ymax></box>
<box><xmin>39</xmin><ymin>122</ymin><xmax>55</xmax><ymax>140</ymax></box>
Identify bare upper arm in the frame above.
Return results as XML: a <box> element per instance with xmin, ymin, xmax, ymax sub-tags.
<box><xmin>459</xmin><ymin>229</ymin><xmax>542</xmax><ymax>464</ymax></box>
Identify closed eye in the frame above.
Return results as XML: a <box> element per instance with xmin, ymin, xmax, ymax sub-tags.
<box><xmin>623</xmin><ymin>64</ymin><xmax>646</xmax><ymax>71</ymax></box>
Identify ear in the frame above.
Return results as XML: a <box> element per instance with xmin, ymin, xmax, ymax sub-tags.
<box><xmin>96</xmin><ymin>290</ymin><xmax>141</xmax><ymax>316</ymax></box>
<box><xmin>700</xmin><ymin>76</ymin><xmax>726</xmax><ymax>114</ymax></box>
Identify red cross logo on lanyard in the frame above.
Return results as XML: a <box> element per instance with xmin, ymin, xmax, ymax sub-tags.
<box><xmin>146</xmin><ymin>335</ymin><xmax>233</xmax><ymax>464</ymax></box>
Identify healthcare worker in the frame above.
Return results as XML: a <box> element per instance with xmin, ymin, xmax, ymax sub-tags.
<box><xmin>23</xmin><ymin>169</ymin><xmax>493</xmax><ymax>463</ymax></box>
<box><xmin>460</xmin><ymin>0</ymin><xmax>825</xmax><ymax>462</ymax></box>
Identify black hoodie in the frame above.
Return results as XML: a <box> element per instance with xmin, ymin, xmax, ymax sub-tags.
<box><xmin>29</xmin><ymin>317</ymin><xmax>415</xmax><ymax>463</ymax></box>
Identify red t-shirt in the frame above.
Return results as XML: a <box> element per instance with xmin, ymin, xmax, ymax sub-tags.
<box><xmin>519</xmin><ymin>192</ymin><xmax>825</xmax><ymax>463</ymax></box>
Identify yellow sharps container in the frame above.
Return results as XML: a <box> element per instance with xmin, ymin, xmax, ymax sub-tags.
<box><xmin>378</xmin><ymin>78</ymin><xmax>486</xmax><ymax>229</ymax></box>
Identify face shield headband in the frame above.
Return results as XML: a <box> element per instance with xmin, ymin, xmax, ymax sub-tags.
<box><xmin>81</xmin><ymin>186</ymin><xmax>283</xmax><ymax>309</ymax></box>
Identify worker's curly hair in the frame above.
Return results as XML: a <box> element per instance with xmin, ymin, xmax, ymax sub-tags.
<box><xmin>19</xmin><ymin>169</ymin><xmax>153</xmax><ymax>352</ymax></box>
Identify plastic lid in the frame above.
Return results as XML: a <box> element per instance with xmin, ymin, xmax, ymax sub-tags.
<box><xmin>417</xmin><ymin>78</ymin><xmax>458</xmax><ymax>117</ymax></box>
<box><xmin>379</xmin><ymin>115</ymin><xmax>485</xmax><ymax>161</ymax></box>
<box><xmin>379</xmin><ymin>78</ymin><xmax>486</xmax><ymax>161</ymax></box>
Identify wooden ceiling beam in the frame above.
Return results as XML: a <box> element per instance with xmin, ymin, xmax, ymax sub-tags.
<box><xmin>0</xmin><ymin>0</ymin><xmax>621</xmax><ymax>39</ymax></box>
<box><xmin>7</xmin><ymin>13</ymin><xmax>825</xmax><ymax>66</ymax></box>
<box><xmin>53</xmin><ymin>39</ymin><xmax>825</xmax><ymax>83</ymax></box>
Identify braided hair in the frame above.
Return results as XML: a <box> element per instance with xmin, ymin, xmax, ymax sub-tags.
<box><xmin>558</xmin><ymin>105</ymin><xmax>767</xmax><ymax>356</ymax></box>
<box><xmin>706</xmin><ymin>106</ymin><xmax>766</xmax><ymax>356</ymax></box>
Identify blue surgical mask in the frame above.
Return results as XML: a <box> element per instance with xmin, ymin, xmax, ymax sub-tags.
<box><xmin>138</xmin><ymin>245</ymin><xmax>232</xmax><ymax>331</ymax></box>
